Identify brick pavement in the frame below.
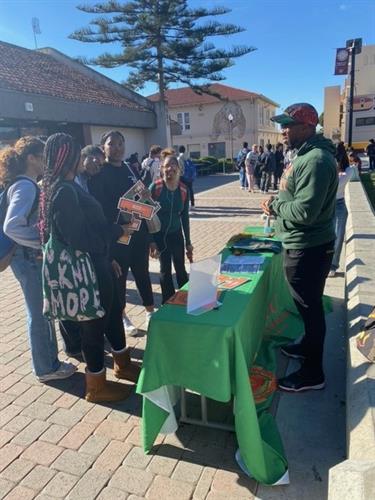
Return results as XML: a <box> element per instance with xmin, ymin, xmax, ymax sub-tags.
<box><xmin>0</xmin><ymin>174</ymin><xmax>265</xmax><ymax>499</ymax></box>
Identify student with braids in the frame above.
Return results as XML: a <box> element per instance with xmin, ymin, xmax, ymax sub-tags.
<box><xmin>88</xmin><ymin>130</ymin><xmax>155</xmax><ymax>334</ymax></box>
<box><xmin>39</xmin><ymin>133</ymin><xmax>140</xmax><ymax>403</ymax></box>
<box><xmin>0</xmin><ymin>137</ymin><xmax>76</xmax><ymax>382</ymax></box>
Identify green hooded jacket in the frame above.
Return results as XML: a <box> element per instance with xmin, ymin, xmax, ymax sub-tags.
<box><xmin>270</xmin><ymin>134</ymin><xmax>338</xmax><ymax>249</ymax></box>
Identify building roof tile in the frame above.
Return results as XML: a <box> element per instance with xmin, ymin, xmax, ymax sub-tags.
<box><xmin>0</xmin><ymin>40</ymin><xmax>145</xmax><ymax>111</ymax></box>
<box><xmin>148</xmin><ymin>83</ymin><xmax>278</xmax><ymax>107</ymax></box>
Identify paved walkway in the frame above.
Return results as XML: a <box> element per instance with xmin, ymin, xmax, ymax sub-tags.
<box><xmin>0</xmin><ymin>174</ymin><xmax>345</xmax><ymax>499</ymax></box>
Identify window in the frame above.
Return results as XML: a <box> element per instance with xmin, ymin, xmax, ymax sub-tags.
<box><xmin>356</xmin><ymin>116</ymin><xmax>375</xmax><ymax>126</ymax></box>
<box><xmin>259</xmin><ymin>106</ymin><xmax>264</xmax><ymax>126</ymax></box>
<box><xmin>208</xmin><ymin>142</ymin><xmax>226</xmax><ymax>158</ymax></box>
<box><xmin>176</xmin><ymin>112</ymin><xmax>190</xmax><ymax>131</ymax></box>
<box><xmin>188</xmin><ymin>144</ymin><xmax>200</xmax><ymax>159</ymax></box>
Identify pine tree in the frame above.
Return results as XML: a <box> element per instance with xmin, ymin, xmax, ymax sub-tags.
<box><xmin>70</xmin><ymin>0</ymin><xmax>255</xmax><ymax>100</ymax></box>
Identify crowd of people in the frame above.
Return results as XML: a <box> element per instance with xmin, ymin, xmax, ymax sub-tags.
<box><xmin>0</xmin><ymin>106</ymin><xmax>373</xmax><ymax>402</ymax></box>
<box><xmin>0</xmin><ymin>132</ymin><xmax>196</xmax><ymax>402</ymax></box>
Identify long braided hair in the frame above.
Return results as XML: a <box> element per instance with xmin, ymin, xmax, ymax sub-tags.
<box><xmin>39</xmin><ymin>133</ymin><xmax>80</xmax><ymax>244</ymax></box>
<box><xmin>0</xmin><ymin>136</ymin><xmax>44</xmax><ymax>188</ymax></box>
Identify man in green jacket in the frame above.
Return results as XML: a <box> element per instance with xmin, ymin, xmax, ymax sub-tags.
<box><xmin>262</xmin><ymin>103</ymin><xmax>338</xmax><ymax>392</ymax></box>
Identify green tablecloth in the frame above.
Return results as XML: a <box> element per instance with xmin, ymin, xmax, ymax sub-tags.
<box><xmin>137</xmin><ymin>227</ymin><xmax>304</xmax><ymax>485</ymax></box>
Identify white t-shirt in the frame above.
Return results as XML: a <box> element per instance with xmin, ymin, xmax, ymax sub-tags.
<box><xmin>336</xmin><ymin>166</ymin><xmax>354</xmax><ymax>200</ymax></box>
<box><xmin>245</xmin><ymin>151</ymin><xmax>258</xmax><ymax>168</ymax></box>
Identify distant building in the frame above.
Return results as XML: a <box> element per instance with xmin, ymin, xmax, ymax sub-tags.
<box><xmin>148</xmin><ymin>84</ymin><xmax>280</xmax><ymax>159</ymax></box>
<box><xmin>0</xmin><ymin>40</ymin><xmax>168</xmax><ymax>154</ymax></box>
<box><xmin>324</xmin><ymin>44</ymin><xmax>375</xmax><ymax>149</ymax></box>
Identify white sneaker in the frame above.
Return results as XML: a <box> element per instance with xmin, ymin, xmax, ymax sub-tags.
<box><xmin>328</xmin><ymin>269</ymin><xmax>336</xmax><ymax>277</ymax></box>
<box><xmin>37</xmin><ymin>362</ymin><xmax>77</xmax><ymax>383</ymax></box>
<box><xmin>123</xmin><ymin>315</ymin><xmax>138</xmax><ymax>336</ymax></box>
<box><xmin>145</xmin><ymin>311</ymin><xmax>154</xmax><ymax>330</ymax></box>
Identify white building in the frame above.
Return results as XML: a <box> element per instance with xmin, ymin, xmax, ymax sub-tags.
<box><xmin>324</xmin><ymin>44</ymin><xmax>375</xmax><ymax>149</ymax></box>
<box><xmin>148</xmin><ymin>84</ymin><xmax>280</xmax><ymax>159</ymax></box>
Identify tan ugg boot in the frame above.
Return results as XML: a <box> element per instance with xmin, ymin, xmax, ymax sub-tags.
<box><xmin>112</xmin><ymin>347</ymin><xmax>141</xmax><ymax>383</ymax></box>
<box><xmin>85</xmin><ymin>368</ymin><xmax>132</xmax><ymax>403</ymax></box>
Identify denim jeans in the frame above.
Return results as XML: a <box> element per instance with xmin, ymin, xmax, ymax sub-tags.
<box><xmin>239</xmin><ymin>168</ymin><xmax>248</xmax><ymax>188</ymax></box>
<box><xmin>331</xmin><ymin>198</ymin><xmax>348</xmax><ymax>270</ymax></box>
<box><xmin>10</xmin><ymin>247</ymin><xmax>60</xmax><ymax>377</ymax></box>
<box><xmin>260</xmin><ymin>171</ymin><xmax>271</xmax><ymax>192</ymax></box>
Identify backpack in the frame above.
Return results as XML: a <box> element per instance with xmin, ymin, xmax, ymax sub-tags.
<box><xmin>237</xmin><ymin>149</ymin><xmax>248</xmax><ymax>170</ymax></box>
<box><xmin>153</xmin><ymin>179</ymin><xmax>188</xmax><ymax>209</ymax></box>
<box><xmin>0</xmin><ymin>177</ymin><xmax>39</xmax><ymax>272</ymax></box>
<box><xmin>183</xmin><ymin>159</ymin><xmax>196</xmax><ymax>182</ymax></box>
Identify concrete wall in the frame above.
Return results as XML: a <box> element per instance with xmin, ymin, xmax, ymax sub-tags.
<box><xmin>329</xmin><ymin>180</ymin><xmax>375</xmax><ymax>499</ymax></box>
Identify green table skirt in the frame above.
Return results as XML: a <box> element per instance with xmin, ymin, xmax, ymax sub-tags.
<box><xmin>137</xmin><ymin>232</ymin><xmax>305</xmax><ymax>485</ymax></box>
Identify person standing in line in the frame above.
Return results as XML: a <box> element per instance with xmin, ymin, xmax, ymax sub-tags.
<box><xmin>274</xmin><ymin>143</ymin><xmax>285</xmax><ymax>190</ymax></box>
<box><xmin>329</xmin><ymin>147</ymin><xmax>353</xmax><ymax>277</ymax></box>
<box><xmin>254</xmin><ymin>145</ymin><xmax>264</xmax><ymax>190</ymax></box>
<box><xmin>1</xmin><ymin>137</ymin><xmax>76</xmax><ymax>382</ymax></box>
<box><xmin>261</xmin><ymin>103</ymin><xmax>338</xmax><ymax>392</ymax></box>
<box><xmin>366</xmin><ymin>139</ymin><xmax>375</xmax><ymax>171</ymax></box>
<box><xmin>61</xmin><ymin>144</ymin><xmax>106</xmax><ymax>358</ymax></box>
<box><xmin>245</xmin><ymin>144</ymin><xmax>258</xmax><ymax>193</ymax></box>
<box><xmin>89</xmin><ymin>131</ymin><xmax>155</xmax><ymax>335</ymax></box>
<box><xmin>236</xmin><ymin>142</ymin><xmax>249</xmax><ymax>190</ymax></box>
<box><xmin>178</xmin><ymin>146</ymin><xmax>196</xmax><ymax>210</ymax></box>
<box><xmin>39</xmin><ymin>133</ymin><xmax>140</xmax><ymax>402</ymax></box>
<box><xmin>141</xmin><ymin>145</ymin><xmax>162</xmax><ymax>186</ymax></box>
<box><xmin>149</xmin><ymin>149</ymin><xmax>193</xmax><ymax>303</ymax></box>
<box><xmin>260</xmin><ymin>144</ymin><xmax>276</xmax><ymax>193</ymax></box>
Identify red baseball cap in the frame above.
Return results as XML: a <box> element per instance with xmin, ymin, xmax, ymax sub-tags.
<box><xmin>271</xmin><ymin>103</ymin><xmax>319</xmax><ymax>127</ymax></box>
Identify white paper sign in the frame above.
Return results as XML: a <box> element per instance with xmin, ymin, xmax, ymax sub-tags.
<box><xmin>187</xmin><ymin>254</ymin><xmax>221</xmax><ymax>316</ymax></box>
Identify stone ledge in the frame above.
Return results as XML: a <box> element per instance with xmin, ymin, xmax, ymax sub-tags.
<box><xmin>330</xmin><ymin>181</ymin><xmax>375</xmax><ymax>499</ymax></box>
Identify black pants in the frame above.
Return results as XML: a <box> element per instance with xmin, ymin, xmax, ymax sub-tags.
<box><xmin>80</xmin><ymin>257</ymin><xmax>125</xmax><ymax>373</ymax></box>
<box><xmin>59</xmin><ymin>320</ymin><xmax>81</xmax><ymax>355</ymax></box>
<box><xmin>283</xmin><ymin>241</ymin><xmax>334</xmax><ymax>375</ymax></box>
<box><xmin>181</xmin><ymin>178</ymin><xmax>195</xmax><ymax>206</ymax></box>
<box><xmin>260</xmin><ymin>171</ymin><xmax>271</xmax><ymax>192</ymax></box>
<box><xmin>113</xmin><ymin>230</ymin><xmax>154</xmax><ymax>310</ymax></box>
<box><xmin>155</xmin><ymin>230</ymin><xmax>188</xmax><ymax>303</ymax></box>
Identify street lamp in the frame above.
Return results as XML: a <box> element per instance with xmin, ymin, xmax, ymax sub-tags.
<box><xmin>228</xmin><ymin>113</ymin><xmax>234</xmax><ymax>172</ymax></box>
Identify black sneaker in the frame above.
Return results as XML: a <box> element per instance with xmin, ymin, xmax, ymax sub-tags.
<box><xmin>278</xmin><ymin>368</ymin><xmax>325</xmax><ymax>392</ymax></box>
<box><xmin>281</xmin><ymin>343</ymin><xmax>306</xmax><ymax>360</ymax></box>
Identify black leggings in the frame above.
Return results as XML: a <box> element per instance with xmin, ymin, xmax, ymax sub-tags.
<box><xmin>113</xmin><ymin>231</ymin><xmax>154</xmax><ymax>310</ymax></box>
<box><xmin>155</xmin><ymin>230</ymin><xmax>188</xmax><ymax>303</ymax></box>
<box><xmin>80</xmin><ymin>257</ymin><xmax>125</xmax><ymax>373</ymax></box>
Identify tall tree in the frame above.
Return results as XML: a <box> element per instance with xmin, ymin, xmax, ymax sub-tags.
<box><xmin>70</xmin><ymin>0</ymin><xmax>255</xmax><ymax>100</ymax></box>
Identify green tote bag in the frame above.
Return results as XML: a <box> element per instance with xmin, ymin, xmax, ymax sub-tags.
<box><xmin>42</xmin><ymin>234</ymin><xmax>105</xmax><ymax>321</ymax></box>
<box><xmin>42</xmin><ymin>184</ymin><xmax>105</xmax><ymax>321</ymax></box>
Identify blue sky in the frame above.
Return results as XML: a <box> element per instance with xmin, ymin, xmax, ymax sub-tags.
<box><xmin>0</xmin><ymin>0</ymin><xmax>374</xmax><ymax>113</ymax></box>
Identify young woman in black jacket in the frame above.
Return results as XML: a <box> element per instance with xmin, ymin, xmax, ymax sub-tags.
<box><xmin>88</xmin><ymin>131</ymin><xmax>155</xmax><ymax>334</ymax></box>
<box><xmin>39</xmin><ymin>133</ymin><xmax>140</xmax><ymax>403</ymax></box>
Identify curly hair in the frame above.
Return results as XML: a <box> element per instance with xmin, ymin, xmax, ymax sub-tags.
<box><xmin>0</xmin><ymin>136</ymin><xmax>44</xmax><ymax>188</ymax></box>
<box><xmin>39</xmin><ymin>133</ymin><xmax>81</xmax><ymax>244</ymax></box>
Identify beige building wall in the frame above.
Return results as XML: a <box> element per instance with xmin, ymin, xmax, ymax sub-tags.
<box><xmin>90</xmin><ymin>125</ymin><xmax>148</xmax><ymax>157</ymax></box>
<box><xmin>169</xmin><ymin>98</ymin><xmax>279</xmax><ymax>159</ymax></box>
<box><xmin>324</xmin><ymin>86</ymin><xmax>341</xmax><ymax>141</ymax></box>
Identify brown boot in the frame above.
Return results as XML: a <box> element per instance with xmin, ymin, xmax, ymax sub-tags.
<box><xmin>113</xmin><ymin>348</ymin><xmax>141</xmax><ymax>383</ymax></box>
<box><xmin>85</xmin><ymin>368</ymin><xmax>132</xmax><ymax>403</ymax></box>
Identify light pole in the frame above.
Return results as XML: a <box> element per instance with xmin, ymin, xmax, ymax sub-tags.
<box><xmin>346</xmin><ymin>38</ymin><xmax>362</xmax><ymax>148</ymax></box>
<box><xmin>228</xmin><ymin>113</ymin><xmax>234</xmax><ymax>173</ymax></box>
